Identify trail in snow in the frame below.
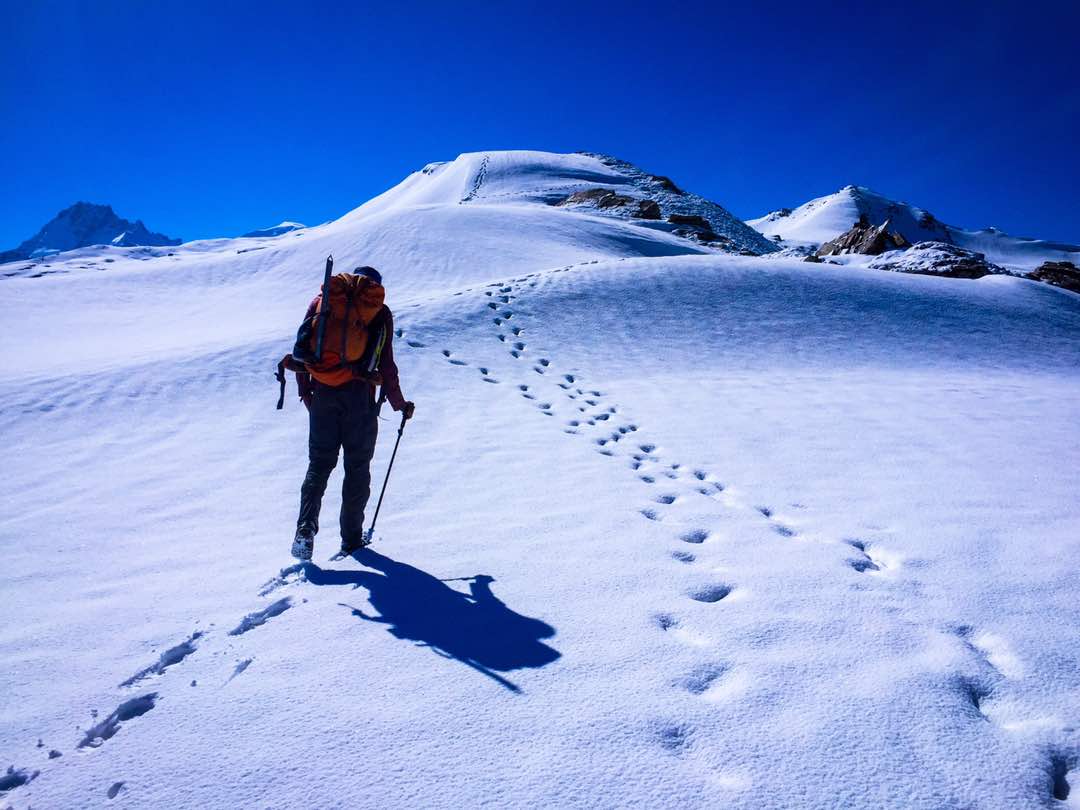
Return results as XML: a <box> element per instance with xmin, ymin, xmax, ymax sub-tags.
<box><xmin>461</xmin><ymin>154</ymin><xmax>490</xmax><ymax>203</ymax></box>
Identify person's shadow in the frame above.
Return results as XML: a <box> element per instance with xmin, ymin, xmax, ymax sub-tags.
<box><xmin>304</xmin><ymin>549</ymin><xmax>560</xmax><ymax>693</ymax></box>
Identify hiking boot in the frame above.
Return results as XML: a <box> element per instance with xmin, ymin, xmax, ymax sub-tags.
<box><xmin>291</xmin><ymin>530</ymin><xmax>314</xmax><ymax>561</ymax></box>
<box><xmin>339</xmin><ymin>534</ymin><xmax>370</xmax><ymax>557</ymax></box>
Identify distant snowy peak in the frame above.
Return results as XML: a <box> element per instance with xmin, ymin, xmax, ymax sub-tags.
<box><xmin>343</xmin><ymin>150</ymin><xmax>778</xmax><ymax>256</ymax></box>
<box><xmin>747</xmin><ymin>185</ymin><xmax>948</xmax><ymax>246</ymax></box>
<box><xmin>241</xmin><ymin>221</ymin><xmax>306</xmax><ymax>238</ymax></box>
<box><xmin>747</xmin><ymin>186</ymin><xmax>1080</xmax><ymax>272</ymax></box>
<box><xmin>1</xmin><ymin>202</ymin><xmax>180</xmax><ymax>263</ymax></box>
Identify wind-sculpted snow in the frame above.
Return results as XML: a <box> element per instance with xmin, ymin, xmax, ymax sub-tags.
<box><xmin>1</xmin><ymin>166</ymin><xmax>1078</xmax><ymax>807</ymax></box>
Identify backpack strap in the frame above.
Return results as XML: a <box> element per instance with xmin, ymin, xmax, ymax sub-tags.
<box><xmin>275</xmin><ymin>354</ymin><xmax>306</xmax><ymax>409</ymax></box>
<box><xmin>275</xmin><ymin>357</ymin><xmax>288</xmax><ymax>410</ymax></box>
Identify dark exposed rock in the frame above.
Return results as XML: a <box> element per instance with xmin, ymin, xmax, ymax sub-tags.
<box><xmin>1029</xmin><ymin>260</ymin><xmax>1080</xmax><ymax>293</ymax></box>
<box><xmin>817</xmin><ymin>218</ymin><xmax>910</xmax><ymax>257</ymax></box>
<box><xmin>868</xmin><ymin>241</ymin><xmax>1008</xmax><ymax>279</ymax></box>
<box><xmin>667</xmin><ymin>213</ymin><xmax>712</xmax><ymax>230</ymax></box>
<box><xmin>648</xmin><ymin>174</ymin><xmax>682</xmax><ymax>194</ymax></box>
<box><xmin>803</xmin><ymin>253</ymin><xmax>823</xmax><ymax>263</ymax></box>
<box><xmin>558</xmin><ymin>188</ymin><xmax>634</xmax><ymax>210</ymax></box>
<box><xmin>634</xmin><ymin>199</ymin><xmax>662</xmax><ymax>220</ymax></box>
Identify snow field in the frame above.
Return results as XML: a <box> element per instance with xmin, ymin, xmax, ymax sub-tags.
<box><xmin>2</xmin><ymin>151</ymin><xmax>1079</xmax><ymax>808</ymax></box>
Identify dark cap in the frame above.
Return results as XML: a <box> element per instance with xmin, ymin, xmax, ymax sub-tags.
<box><xmin>354</xmin><ymin>265</ymin><xmax>382</xmax><ymax>285</ymax></box>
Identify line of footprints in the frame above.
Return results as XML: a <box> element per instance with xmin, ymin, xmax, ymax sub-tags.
<box><xmin>3</xmin><ymin>593</ymin><xmax>297</xmax><ymax>802</ymax></box>
<box><xmin>394</xmin><ymin>263</ymin><xmax>1061</xmax><ymax>775</ymax></box>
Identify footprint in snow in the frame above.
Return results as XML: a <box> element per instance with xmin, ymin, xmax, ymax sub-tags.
<box><xmin>406</xmin><ymin>340</ymin><xmax>426</xmax><ymax>348</ymax></box>
<box><xmin>680</xmin><ymin>529</ymin><xmax>709</xmax><ymax>544</ymax></box>
<box><xmin>844</xmin><ymin>539</ymin><xmax>881</xmax><ymax>572</ymax></box>
<box><xmin>671</xmin><ymin>550</ymin><xmax>696</xmax><ymax>563</ymax></box>
<box><xmin>229</xmin><ymin>598</ymin><xmax>292</xmax><ymax>636</ymax></box>
<box><xmin>78</xmin><ymin>693</ymin><xmax>159</xmax><ymax>749</ymax></box>
<box><xmin>688</xmin><ymin>584</ymin><xmax>733</xmax><ymax>603</ymax></box>
<box><xmin>676</xmin><ymin>663</ymin><xmax>729</xmax><ymax>695</ymax></box>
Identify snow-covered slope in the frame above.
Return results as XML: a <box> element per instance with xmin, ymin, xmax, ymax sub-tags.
<box><xmin>0</xmin><ymin>202</ymin><xmax>180</xmax><ymax>262</ymax></box>
<box><xmin>241</xmin><ymin>221</ymin><xmax>306</xmax><ymax>238</ymax></box>
<box><xmin>2</xmin><ymin>153</ymin><xmax>1079</xmax><ymax>809</ymax></box>
<box><xmin>748</xmin><ymin>185</ymin><xmax>1080</xmax><ymax>272</ymax></box>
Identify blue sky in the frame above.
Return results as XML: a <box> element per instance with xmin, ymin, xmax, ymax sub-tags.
<box><xmin>2</xmin><ymin>0</ymin><xmax>1078</xmax><ymax>248</ymax></box>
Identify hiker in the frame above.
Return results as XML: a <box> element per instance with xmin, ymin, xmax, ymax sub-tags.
<box><xmin>289</xmin><ymin>265</ymin><xmax>414</xmax><ymax>561</ymax></box>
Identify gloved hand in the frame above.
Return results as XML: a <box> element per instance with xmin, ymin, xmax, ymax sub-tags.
<box><xmin>402</xmin><ymin>401</ymin><xmax>416</xmax><ymax>420</ymax></box>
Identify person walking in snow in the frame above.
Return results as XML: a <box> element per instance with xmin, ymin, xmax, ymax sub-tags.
<box><xmin>288</xmin><ymin>265</ymin><xmax>414</xmax><ymax>561</ymax></box>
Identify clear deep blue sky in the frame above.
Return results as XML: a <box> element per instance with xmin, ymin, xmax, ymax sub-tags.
<box><xmin>2</xmin><ymin>0</ymin><xmax>1078</xmax><ymax>248</ymax></box>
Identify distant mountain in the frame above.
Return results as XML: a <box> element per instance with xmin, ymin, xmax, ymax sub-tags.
<box><xmin>747</xmin><ymin>185</ymin><xmax>1080</xmax><ymax>273</ymax></box>
<box><xmin>241</xmin><ymin>221</ymin><xmax>305</xmax><ymax>238</ymax></box>
<box><xmin>0</xmin><ymin>202</ymin><xmax>180</xmax><ymax>263</ymax></box>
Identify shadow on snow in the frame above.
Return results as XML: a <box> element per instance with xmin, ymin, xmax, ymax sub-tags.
<box><xmin>304</xmin><ymin>548</ymin><xmax>560</xmax><ymax>693</ymax></box>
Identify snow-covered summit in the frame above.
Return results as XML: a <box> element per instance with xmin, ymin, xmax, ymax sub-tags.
<box><xmin>747</xmin><ymin>185</ymin><xmax>1080</xmax><ymax>272</ymax></box>
<box><xmin>342</xmin><ymin>150</ymin><xmax>778</xmax><ymax>256</ymax></box>
<box><xmin>241</xmin><ymin>221</ymin><xmax>306</xmax><ymax>238</ymax></box>
<box><xmin>0</xmin><ymin>202</ymin><xmax>180</xmax><ymax>262</ymax></box>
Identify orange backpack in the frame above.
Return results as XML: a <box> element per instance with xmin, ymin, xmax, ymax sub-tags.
<box><xmin>295</xmin><ymin>272</ymin><xmax>387</xmax><ymax>386</ymax></box>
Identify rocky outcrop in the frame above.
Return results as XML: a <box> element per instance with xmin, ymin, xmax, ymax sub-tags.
<box><xmin>817</xmin><ymin>217</ymin><xmax>911</xmax><ymax>257</ymax></box>
<box><xmin>648</xmin><ymin>174</ymin><xmax>682</xmax><ymax>194</ymax></box>
<box><xmin>666</xmin><ymin>213</ymin><xmax>728</xmax><ymax>244</ymax></box>
<box><xmin>667</xmin><ymin>213</ymin><xmax>711</xmax><ymax>230</ymax></box>
<box><xmin>867</xmin><ymin>242</ymin><xmax>1008</xmax><ymax>279</ymax></box>
<box><xmin>1029</xmin><ymin>261</ymin><xmax>1080</xmax><ymax>293</ymax></box>
<box><xmin>556</xmin><ymin>188</ymin><xmax>662</xmax><ymax>220</ymax></box>
<box><xmin>634</xmin><ymin>199</ymin><xmax>662</xmax><ymax>220</ymax></box>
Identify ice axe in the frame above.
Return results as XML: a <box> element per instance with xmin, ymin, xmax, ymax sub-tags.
<box><xmin>363</xmin><ymin>410</ymin><xmax>409</xmax><ymax>545</ymax></box>
<box><xmin>314</xmin><ymin>254</ymin><xmax>334</xmax><ymax>362</ymax></box>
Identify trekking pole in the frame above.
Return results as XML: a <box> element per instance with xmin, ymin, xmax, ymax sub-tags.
<box><xmin>363</xmin><ymin>411</ymin><xmax>409</xmax><ymax>545</ymax></box>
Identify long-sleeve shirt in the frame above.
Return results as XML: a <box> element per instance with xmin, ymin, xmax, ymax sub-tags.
<box><xmin>303</xmin><ymin>298</ymin><xmax>407</xmax><ymax>412</ymax></box>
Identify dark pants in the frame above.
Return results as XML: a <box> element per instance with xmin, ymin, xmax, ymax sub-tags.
<box><xmin>297</xmin><ymin>380</ymin><xmax>379</xmax><ymax>546</ymax></box>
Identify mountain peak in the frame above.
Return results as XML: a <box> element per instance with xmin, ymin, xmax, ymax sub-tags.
<box><xmin>747</xmin><ymin>186</ymin><xmax>1080</xmax><ymax>271</ymax></box>
<box><xmin>1</xmin><ymin>202</ymin><xmax>180</xmax><ymax>263</ymax></box>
